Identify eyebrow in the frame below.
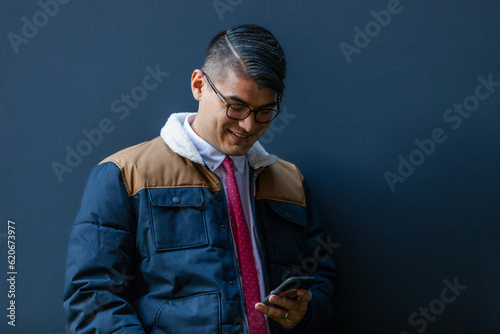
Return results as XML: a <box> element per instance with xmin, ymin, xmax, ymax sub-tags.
<box><xmin>226</xmin><ymin>95</ymin><xmax>277</xmax><ymax>109</ymax></box>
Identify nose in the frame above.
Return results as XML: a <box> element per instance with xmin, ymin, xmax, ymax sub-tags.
<box><xmin>237</xmin><ymin>114</ymin><xmax>259</xmax><ymax>133</ymax></box>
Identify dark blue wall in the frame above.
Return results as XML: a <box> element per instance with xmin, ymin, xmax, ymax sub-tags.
<box><xmin>1</xmin><ymin>1</ymin><xmax>499</xmax><ymax>333</ymax></box>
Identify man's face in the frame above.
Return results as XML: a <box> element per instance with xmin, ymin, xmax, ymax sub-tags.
<box><xmin>191</xmin><ymin>69</ymin><xmax>277</xmax><ymax>156</ymax></box>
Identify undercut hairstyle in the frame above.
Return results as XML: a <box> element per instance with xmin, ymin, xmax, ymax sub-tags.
<box><xmin>202</xmin><ymin>24</ymin><xmax>287</xmax><ymax>100</ymax></box>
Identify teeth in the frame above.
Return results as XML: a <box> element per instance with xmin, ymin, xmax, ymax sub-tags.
<box><xmin>231</xmin><ymin>131</ymin><xmax>248</xmax><ymax>138</ymax></box>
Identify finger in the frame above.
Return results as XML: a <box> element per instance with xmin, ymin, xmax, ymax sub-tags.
<box><xmin>254</xmin><ymin>302</ymin><xmax>270</xmax><ymax>314</ymax></box>
<box><xmin>296</xmin><ymin>289</ymin><xmax>313</xmax><ymax>302</ymax></box>
<box><xmin>268</xmin><ymin>290</ymin><xmax>311</xmax><ymax>310</ymax></box>
<box><xmin>255</xmin><ymin>302</ymin><xmax>289</xmax><ymax>320</ymax></box>
<box><xmin>268</xmin><ymin>295</ymin><xmax>297</xmax><ymax>310</ymax></box>
<box><xmin>267</xmin><ymin>311</ymin><xmax>290</xmax><ymax>324</ymax></box>
<box><xmin>260</xmin><ymin>305</ymin><xmax>299</xmax><ymax>330</ymax></box>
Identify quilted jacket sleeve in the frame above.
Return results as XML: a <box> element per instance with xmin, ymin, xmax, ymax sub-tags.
<box><xmin>276</xmin><ymin>180</ymin><xmax>337</xmax><ymax>334</ymax></box>
<box><xmin>63</xmin><ymin>162</ymin><xmax>146</xmax><ymax>334</ymax></box>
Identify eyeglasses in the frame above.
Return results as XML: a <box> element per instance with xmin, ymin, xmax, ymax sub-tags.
<box><xmin>202</xmin><ymin>70</ymin><xmax>281</xmax><ymax>124</ymax></box>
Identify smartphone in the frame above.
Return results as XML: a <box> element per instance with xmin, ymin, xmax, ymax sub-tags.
<box><xmin>261</xmin><ymin>276</ymin><xmax>318</xmax><ymax>306</ymax></box>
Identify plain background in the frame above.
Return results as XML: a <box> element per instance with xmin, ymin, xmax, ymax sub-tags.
<box><xmin>1</xmin><ymin>1</ymin><xmax>499</xmax><ymax>333</ymax></box>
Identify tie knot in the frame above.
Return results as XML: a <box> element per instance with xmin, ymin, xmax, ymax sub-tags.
<box><xmin>222</xmin><ymin>157</ymin><xmax>234</xmax><ymax>173</ymax></box>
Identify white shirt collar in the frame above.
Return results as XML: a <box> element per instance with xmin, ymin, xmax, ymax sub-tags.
<box><xmin>183</xmin><ymin>115</ymin><xmax>247</xmax><ymax>174</ymax></box>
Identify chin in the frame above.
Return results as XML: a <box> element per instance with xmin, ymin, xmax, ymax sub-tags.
<box><xmin>225</xmin><ymin>146</ymin><xmax>250</xmax><ymax>156</ymax></box>
<box><xmin>226</xmin><ymin>150</ymin><xmax>246</xmax><ymax>156</ymax></box>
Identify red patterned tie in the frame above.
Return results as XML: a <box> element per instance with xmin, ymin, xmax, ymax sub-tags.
<box><xmin>222</xmin><ymin>157</ymin><xmax>267</xmax><ymax>334</ymax></box>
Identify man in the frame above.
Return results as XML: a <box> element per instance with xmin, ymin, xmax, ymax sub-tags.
<box><xmin>64</xmin><ymin>24</ymin><xmax>336</xmax><ymax>333</ymax></box>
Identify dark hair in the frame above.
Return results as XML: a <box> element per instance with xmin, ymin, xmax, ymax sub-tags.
<box><xmin>202</xmin><ymin>24</ymin><xmax>286</xmax><ymax>99</ymax></box>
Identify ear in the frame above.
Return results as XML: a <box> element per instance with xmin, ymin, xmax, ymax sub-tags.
<box><xmin>191</xmin><ymin>69</ymin><xmax>205</xmax><ymax>101</ymax></box>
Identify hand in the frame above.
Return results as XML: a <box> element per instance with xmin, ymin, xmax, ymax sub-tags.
<box><xmin>255</xmin><ymin>289</ymin><xmax>312</xmax><ymax>329</ymax></box>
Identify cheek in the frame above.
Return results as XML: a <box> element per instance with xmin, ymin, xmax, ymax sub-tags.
<box><xmin>214</xmin><ymin>119</ymin><xmax>230</xmax><ymax>138</ymax></box>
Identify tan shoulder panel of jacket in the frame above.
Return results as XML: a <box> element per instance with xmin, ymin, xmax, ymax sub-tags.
<box><xmin>99</xmin><ymin>136</ymin><xmax>305</xmax><ymax>207</ymax></box>
<box><xmin>99</xmin><ymin>137</ymin><xmax>220</xmax><ymax>197</ymax></box>
<box><xmin>254</xmin><ymin>159</ymin><xmax>306</xmax><ymax>207</ymax></box>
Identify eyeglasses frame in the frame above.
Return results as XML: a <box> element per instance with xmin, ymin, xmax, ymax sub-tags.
<box><xmin>201</xmin><ymin>70</ymin><xmax>281</xmax><ymax>124</ymax></box>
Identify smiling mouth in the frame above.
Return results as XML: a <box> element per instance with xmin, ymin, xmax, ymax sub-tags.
<box><xmin>229</xmin><ymin>130</ymin><xmax>250</xmax><ymax>139</ymax></box>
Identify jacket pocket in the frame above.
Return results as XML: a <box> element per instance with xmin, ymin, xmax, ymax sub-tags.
<box><xmin>151</xmin><ymin>292</ymin><xmax>220</xmax><ymax>334</ymax></box>
<box><xmin>264</xmin><ymin>200</ymin><xmax>307</xmax><ymax>266</ymax></box>
<box><xmin>149</xmin><ymin>188</ymin><xmax>208</xmax><ymax>252</ymax></box>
